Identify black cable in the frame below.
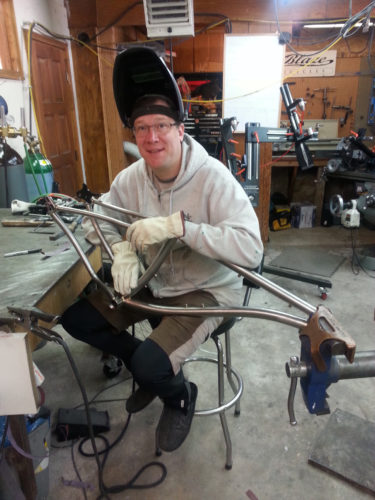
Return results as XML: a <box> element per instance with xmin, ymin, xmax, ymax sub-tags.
<box><xmin>45</xmin><ymin>331</ymin><xmax>109</xmax><ymax>497</ymax></box>
<box><xmin>350</xmin><ymin>227</ymin><xmax>360</xmax><ymax>275</ymax></box>
<box><xmin>274</xmin><ymin>0</ymin><xmax>342</xmax><ymax>56</ymax></box>
<box><xmin>32</xmin><ymin>324</ymin><xmax>167</xmax><ymax>497</ymax></box>
<box><xmin>104</xmin><ymin>461</ymin><xmax>167</xmax><ymax>494</ymax></box>
<box><xmin>74</xmin><ymin>377</ymin><xmax>131</xmax><ymax>410</ymax></box>
<box><xmin>350</xmin><ymin>227</ymin><xmax>375</xmax><ymax>277</ymax></box>
<box><xmin>291</xmin><ymin>30</ymin><xmax>340</xmax><ymax>46</ymax></box>
<box><xmin>71</xmin><ymin>439</ymin><xmax>88</xmax><ymax>500</ymax></box>
<box><xmin>274</xmin><ymin>0</ymin><xmax>375</xmax><ymax>57</ymax></box>
<box><xmin>88</xmin><ymin>2</ymin><xmax>142</xmax><ymax>42</ymax></box>
<box><xmin>75</xmin><ymin>370</ymin><xmax>167</xmax><ymax>493</ymax></box>
<box><xmin>78</xmin><ymin>412</ymin><xmax>131</xmax><ymax>458</ymax></box>
<box><xmin>344</xmin><ymin>33</ymin><xmax>370</xmax><ymax>54</ymax></box>
<box><xmin>195</xmin><ymin>13</ymin><xmax>232</xmax><ymax>35</ymax></box>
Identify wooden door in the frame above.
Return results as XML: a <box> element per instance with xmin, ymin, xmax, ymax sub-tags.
<box><xmin>28</xmin><ymin>32</ymin><xmax>82</xmax><ymax>196</ymax></box>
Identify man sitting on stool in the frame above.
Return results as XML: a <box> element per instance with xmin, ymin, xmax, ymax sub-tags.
<box><xmin>61</xmin><ymin>47</ymin><xmax>263</xmax><ymax>453</ymax></box>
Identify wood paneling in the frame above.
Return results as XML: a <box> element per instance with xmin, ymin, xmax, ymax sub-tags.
<box><xmin>88</xmin><ymin>0</ymin><xmax>371</xmax><ymax>27</ymax></box>
<box><xmin>256</xmin><ymin>143</ymin><xmax>273</xmax><ymax>243</ymax></box>
<box><xmin>173</xmin><ymin>37</ymin><xmax>194</xmax><ymax>73</ymax></box>
<box><xmin>194</xmin><ymin>32</ymin><xmax>224</xmax><ymax>72</ymax></box>
<box><xmin>70</xmin><ymin>28</ymin><xmax>110</xmax><ymax>193</ymax></box>
<box><xmin>97</xmin><ymin>27</ymin><xmax>128</xmax><ymax>182</ymax></box>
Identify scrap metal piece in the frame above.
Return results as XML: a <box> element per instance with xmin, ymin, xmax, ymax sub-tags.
<box><xmin>309</xmin><ymin>408</ymin><xmax>375</xmax><ymax>495</ymax></box>
<box><xmin>299</xmin><ymin>305</ymin><xmax>356</xmax><ymax>372</ymax></box>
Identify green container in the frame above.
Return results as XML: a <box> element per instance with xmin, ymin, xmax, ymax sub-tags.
<box><xmin>23</xmin><ymin>147</ymin><xmax>54</xmax><ymax>202</ymax></box>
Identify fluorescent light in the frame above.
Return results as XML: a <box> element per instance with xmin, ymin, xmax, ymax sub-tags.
<box><xmin>304</xmin><ymin>22</ymin><xmax>373</xmax><ymax>28</ymax></box>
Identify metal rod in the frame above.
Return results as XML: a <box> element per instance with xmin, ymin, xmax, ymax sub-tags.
<box><xmin>49</xmin><ymin>211</ymin><xmax>116</xmax><ymax>303</ymax></box>
<box><xmin>287</xmin><ymin>377</ymin><xmax>297</xmax><ymax>426</ymax></box>
<box><xmin>121</xmin><ymin>299</ymin><xmax>308</xmax><ymax>329</ymax></box>
<box><xmin>226</xmin><ymin>263</ymin><xmax>316</xmax><ymax>315</ymax></box>
<box><xmin>93</xmin><ymin>198</ymin><xmax>147</xmax><ymax>219</ymax></box>
<box><xmin>331</xmin><ymin>350</ymin><xmax>375</xmax><ymax>379</ymax></box>
<box><xmin>128</xmin><ymin>239</ymin><xmax>176</xmax><ymax>297</ymax></box>
<box><xmin>90</xmin><ymin>213</ymin><xmax>114</xmax><ymax>261</ymax></box>
<box><xmin>53</xmin><ymin>204</ymin><xmax>130</xmax><ymax>230</ymax></box>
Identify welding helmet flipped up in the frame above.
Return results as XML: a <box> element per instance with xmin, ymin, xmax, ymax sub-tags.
<box><xmin>113</xmin><ymin>47</ymin><xmax>184</xmax><ymax>128</ymax></box>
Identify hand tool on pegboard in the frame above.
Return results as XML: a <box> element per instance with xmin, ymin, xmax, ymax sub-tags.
<box><xmin>331</xmin><ymin>97</ymin><xmax>353</xmax><ymax>127</ymax></box>
<box><xmin>313</xmin><ymin>87</ymin><xmax>336</xmax><ymax>119</ymax></box>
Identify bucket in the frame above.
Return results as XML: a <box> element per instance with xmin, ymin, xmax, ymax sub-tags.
<box><xmin>23</xmin><ymin>149</ymin><xmax>54</xmax><ymax>202</ymax></box>
<box><xmin>0</xmin><ymin>142</ymin><xmax>28</xmax><ymax>207</ymax></box>
<box><xmin>0</xmin><ymin>163</ymin><xmax>28</xmax><ymax>208</ymax></box>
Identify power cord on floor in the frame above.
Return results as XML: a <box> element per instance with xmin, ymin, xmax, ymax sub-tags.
<box><xmin>73</xmin><ymin>376</ymin><xmax>131</xmax><ymax>410</ymax></box>
<box><xmin>350</xmin><ymin>228</ymin><xmax>375</xmax><ymax>278</ymax></box>
<box><xmin>31</xmin><ymin>324</ymin><xmax>167</xmax><ymax>499</ymax></box>
<box><xmin>70</xmin><ymin>438</ymin><xmax>88</xmax><ymax>500</ymax></box>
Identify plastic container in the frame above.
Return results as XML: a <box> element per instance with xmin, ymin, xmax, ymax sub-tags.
<box><xmin>0</xmin><ymin>142</ymin><xmax>28</xmax><ymax>207</ymax></box>
<box><xmin>0</xmin><ymin>162</ymin><xmax>28</xmax><ymax>208</ymax></box>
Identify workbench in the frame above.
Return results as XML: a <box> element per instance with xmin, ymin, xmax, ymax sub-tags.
<box><xmin>0</xmin><ymin>209</ymin><xmax>101</xmax><ymax>348</ymax></box>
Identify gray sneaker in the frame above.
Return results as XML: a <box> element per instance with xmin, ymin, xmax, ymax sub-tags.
<box><xmin>156</xmin><ymin>382</ymin><xmax>198</xmax><ymax>452</ymax></box>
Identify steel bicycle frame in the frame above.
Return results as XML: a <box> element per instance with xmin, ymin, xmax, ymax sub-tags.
<box><xmin>43</xmin><ymin>195</ymin><xmax>356</xmax><ymax>370</ymax></box>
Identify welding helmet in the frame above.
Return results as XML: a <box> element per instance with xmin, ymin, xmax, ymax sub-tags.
<box><xmin>113</xmin><ymin>47</ymin><xmax>184</xmax><ymax>128</ymax></box>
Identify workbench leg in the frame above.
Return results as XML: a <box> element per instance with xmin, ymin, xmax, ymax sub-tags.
<box><xmin>7</xmin><ymin>415</ymin><xmax>37</xmax><ymax>500</ymax></box>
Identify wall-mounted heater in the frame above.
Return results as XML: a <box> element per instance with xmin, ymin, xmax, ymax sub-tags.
<box><xmin>143</xmin><ymin>0</ymin><xmax>195</xmax><ymax>38</ymax></box>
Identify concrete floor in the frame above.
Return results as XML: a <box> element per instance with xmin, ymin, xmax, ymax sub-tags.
<box><xmin>32</xmin><ymin>225</ymin><xmax>375</xmax><ymax>500</ymax></box>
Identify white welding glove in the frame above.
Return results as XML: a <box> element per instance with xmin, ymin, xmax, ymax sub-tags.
<box><xmin>126</xmin><ymin>211</ymin><xmax>185</xmax><ymax>252</ymax></box>
<box><xmin>111</xmin><ymin>241</ymin><xmax>140</xmax><ymax>296</ymax></box>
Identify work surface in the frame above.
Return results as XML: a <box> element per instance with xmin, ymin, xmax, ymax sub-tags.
<box><xmin>0</xmin><ymin>209</ymin><xmax>99</xmax><ymax>319</ymax></box>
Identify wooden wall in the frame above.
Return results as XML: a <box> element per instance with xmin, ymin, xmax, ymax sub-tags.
<box><xmin>66</xmin><ymin>0</ymin><xmax>375</xmax><ymax>238</ymax></box>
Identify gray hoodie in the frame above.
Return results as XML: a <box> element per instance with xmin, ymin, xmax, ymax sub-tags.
<box><xmin>83</xmin><ymin>134</ymin><xmax>263</xmax><ymax>306</ymax></box>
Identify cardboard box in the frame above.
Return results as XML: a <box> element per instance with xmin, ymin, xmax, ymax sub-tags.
<box><xmin>291</xmin><ymin>202</ymin><xmax>316</xmax><ymax>228</ymax></box>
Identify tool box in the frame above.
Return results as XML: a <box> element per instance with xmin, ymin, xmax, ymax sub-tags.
<box><xmin>269</xmin><ymin>205</ymin><xmax>291</xmax><ymax>231</ymax></box>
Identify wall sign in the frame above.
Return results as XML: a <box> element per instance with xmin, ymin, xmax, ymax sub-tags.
<box><xmin>285</xmin><ymin>50</ymin><xmax>337</xmax><ymax>77</ymax></box>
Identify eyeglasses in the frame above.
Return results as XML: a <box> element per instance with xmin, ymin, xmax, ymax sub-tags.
<box><xmin>133</xmin><ymin>122</ymin><xmax>178</xmax><ymax>138</ymax></box>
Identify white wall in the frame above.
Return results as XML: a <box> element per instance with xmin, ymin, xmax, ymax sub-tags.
<box><xmin>0</xmin><ymin>0</ymin><xmax>70</xmax><ymax>157</ymax></box>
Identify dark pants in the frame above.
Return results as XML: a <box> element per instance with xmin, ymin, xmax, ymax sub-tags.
<box><xmin>60</xmin><ymin>298</ymin><xmax>188</xmax><ymax>406</ymax></box>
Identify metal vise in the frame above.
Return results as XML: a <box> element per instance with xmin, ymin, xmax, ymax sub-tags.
<box><xmin>286</xmin><ymin>305</ymin><xmax>375</xmax><ymax>424</ymax></box>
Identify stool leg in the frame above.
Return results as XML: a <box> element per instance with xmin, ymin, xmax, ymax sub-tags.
<box><xmin>225</xmin><ymin>331</ymin><xmax>241</xmax><ymax>416</ymax></box>
<box><xmin>213</xmin><ymin>336</ymin><xmax>233</xmax><ymax>470</ymax></box>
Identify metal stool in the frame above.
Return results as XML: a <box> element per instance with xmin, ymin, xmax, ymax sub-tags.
<box><xmin>182</xmin><ymin>261</ymin><xmax>263</xmax><ymax>469</ymax></box>
<box><xmin>184</xmin><ymin>316</ymin><xmax>243</xmax><ymax>469</ymax></box>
